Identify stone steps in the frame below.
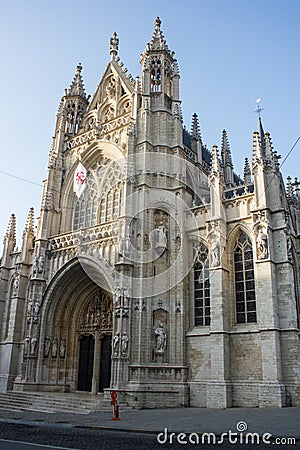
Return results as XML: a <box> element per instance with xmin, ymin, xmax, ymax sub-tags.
<box><xmin>0</xmin><ymin>391</ymin><xmax>130</xmax><ymax>414</ymax></box>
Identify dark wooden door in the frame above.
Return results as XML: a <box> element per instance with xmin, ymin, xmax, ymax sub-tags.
<box><xmin>77</xmin><ymin>335</ymin><xmax>94</xmax><ymax>392</ymax></box>
<box><xmin>99</xmin><ymin>334</ymin><xmax>112</xmax><ymax>391</ymax></box>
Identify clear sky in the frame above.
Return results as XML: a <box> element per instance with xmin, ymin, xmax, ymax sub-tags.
<box><xmin>0</xmin><ymin>0</ymin><xmax>299</xmax><ymax>245</ymax></box>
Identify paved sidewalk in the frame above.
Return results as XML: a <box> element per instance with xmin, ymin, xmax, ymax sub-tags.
<box><xmin>0</xmin><ymin>406</ymin><xmax>299</xmax><ymax>440</ymax></box>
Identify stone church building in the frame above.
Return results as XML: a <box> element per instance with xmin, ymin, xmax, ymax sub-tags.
<box><xmin>0</xmin><ymin>18</ymin><xmax>299</xmax><ymax>408</ymax></box>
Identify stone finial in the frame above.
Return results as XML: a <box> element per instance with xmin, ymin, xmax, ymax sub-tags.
<box><xmin>155</xmin><ymin>17</ymin><xmax>161</xmax><ymax>28</ymax></box>
<box><xmin>191</xmin><ymin>113</ymin><xmax>201</xmax><ymax>140</ymax></box>
<box><xmin>110</xmin><ymin>31</ymin><xmax>119</xmax><ymax>60</ymax></box>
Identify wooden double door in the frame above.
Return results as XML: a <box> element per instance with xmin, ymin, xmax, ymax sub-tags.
<box><xmin>77</xmin><ymin>334</ymin><xmax>111</xmax><ymax>392</ymax></box>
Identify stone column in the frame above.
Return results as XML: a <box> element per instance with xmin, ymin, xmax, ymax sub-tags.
<box><xmin>91</xmin><ymin>331</ymin><xmax>101</xmax><ymax>394</ymax></box>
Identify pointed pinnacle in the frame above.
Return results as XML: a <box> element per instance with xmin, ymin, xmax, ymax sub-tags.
<box><xmin>221</xmin><ymin>129</ymin><xmax>233</xmax><ymax>167</ymax></box>
<box><xmin>25</xmin><ymin>207</ymin><xmax>34</xmax><ymax>233</ymax></box>
<box><xmin>68</xmin><ymin>63</ymin><xmax>87</xmax><ymax>98</ymax></box>
<box><xmin>4</xmin><ymin>214</ymin><xmax>16</xmax><ymax>245</ymax></box>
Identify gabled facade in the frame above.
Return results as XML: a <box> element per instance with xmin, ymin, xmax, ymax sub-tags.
<box><xmin>0</xmin><ymin>18</ymin><xmax>299</xmax><ymax>408</ymax></box>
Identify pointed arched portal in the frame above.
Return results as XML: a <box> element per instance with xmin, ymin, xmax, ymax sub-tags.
<box><xmin>38</xmin><ymin>259</ymin><xmax>113</xmax><ymax>393</ymax></box>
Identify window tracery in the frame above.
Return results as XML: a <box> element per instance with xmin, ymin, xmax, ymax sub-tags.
<box><xmin>234</xmin><ymin>231</ymin><xmax>257</xmax><ymax>323</ymax></box>
<box><xmin>73</xmin><ymin>158</ymin><xmax>124</xmax><ymax>230</ymax></box>
<box><xmin>193</xmin><ymin>242</ymin><xmax>210</xmax><ymax>326</ymax></box>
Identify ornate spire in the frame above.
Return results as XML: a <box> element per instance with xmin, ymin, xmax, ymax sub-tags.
<box><xmin>243</xmin><ymin>157</ymin><xmax>251</xmax><ymax>184</ymax></box>
<box><xmin>258</xmin><ymin>117</ymin><xmax>266</xmax><ymax>157</ymax></box>
<box><xmin>67</xmin><ymin>64</ymin><xmax>87</xmax><ymax>99</ymax></box>
<box><xmin>110</xmin><ymin>31</ymin><xmax>119</xmax><ymax>60</ymax></box>
<box><xmin>145</xmin><ymin>17</ymin><xmax>172</xmax><ymax>54</ymax></box>
<box><xmin>4</xmin><ymin>214</ymin><xmax>16</xmax><ymax>246</ymax></box>
<box><xmin>191</xmin><ymin>113</ymin><xmax>201</xmax><ymax>140</ymax></box>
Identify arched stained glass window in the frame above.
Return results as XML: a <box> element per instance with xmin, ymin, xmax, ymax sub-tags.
<box><xmin>234</xmin><ymin>231</ymin><xmax>257</xmax><ymax>323</ymax></box>
<box><xmin>194</xmin><ymin>242</ymin><xmax>210</xmax><ymax>326</ymax></box>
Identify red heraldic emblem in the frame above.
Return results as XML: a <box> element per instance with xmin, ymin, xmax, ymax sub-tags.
<box><xmin>74</xmin><ymin>162</ymin><xmax>87</xmax><ymax>198</ymax></box>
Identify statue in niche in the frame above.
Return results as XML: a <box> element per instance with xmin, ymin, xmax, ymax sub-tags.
<box><xmin>114</xmin><ymin>288</ymin><xmax>122</xmax><ymax>309</ymax></box>
<box><xmin>155</xmin><ymin>323</ymin><xmax>167</xmax><ymax>354</ymax></box>
<box><xmin>44</xmin><ymin>337</ymin><xmax>51</xmax><ymax>357</ymax></box>
<box><xmin>33</xmin><ymin>301</ymin><xmax>40</xmax><ymax>322</ymax></box>
<box><xmin>60</xmin><ymin>338</ymin><xmax>66</xmax><ymax>358</ymax></box>
<box><xmin>27</xmin><ymin>299</ymin><xmax>33</xmax><ymax>322</ymax></box>
<box><xmin>52</xmin><ymin>337</ymin><xmax>58</xmax><ymax>358</ymax></box>
<box><xmin>112</xmin><ymin>332</ymin><xmax>120</xmax><ymax>356</ymax></box>
<box><xmin>30</xmin><ymin>336</ymin><xmax>38</xmax><ymax>356</ymax></box>
<box><xmin>12</xmin><ymin>276</ymin><xmax>19</xmax><ymax>296</ymax></box>
<box><xmin>38</xmin><ymin>256</ymin><xmax>44</xmax><ymax>273</ymax></box>
<box><xmin>256</xmin><ymin>227</ymin><xmax>268</xmax><ymax>260</ymax></box>
<box><xmin>209</xmin><ymin>222</ymin><xmax>221</xmax><ymax>267</ymax></box>
<box><xmin>32</xmin><ymin>256</ymin><xmax>39</xmax><ymax>276</ymax></box>
<box><xmin>121</xmin><ymin>332</ymin><xmax>129</xmax><ymax>356</ymax></box>
<box><xmin>118</xmin><ymin>235</ymin><xmax>131</xmax><ymax>257</ymax></box>
<box><xmin>150</xmin><ymin>222</ymin><xmax>167</xmax><ymax>252</ymax></box>
<box><xmin>24</xmin><ymin>336</ymin><xmax>30</xmax><ymax>356</ymax></box>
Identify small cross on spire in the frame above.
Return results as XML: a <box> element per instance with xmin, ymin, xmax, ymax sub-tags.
<box><xmin>255</xmin><ymin>97</ymin><xmax>264</xmax><ymax>118</ymax></box>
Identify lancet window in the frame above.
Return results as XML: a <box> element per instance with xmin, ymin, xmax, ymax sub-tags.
<box><xmin>193</xmin><ymin>242</ymin><xmax>210</xmax><ymax>326</ymax></box>
<box><xmin>234</xmin><ymin>231</ymin><xmax>257</xmax><ymax>323</ymax></box>
<box><xmin>73</xmin><ymin>158</ymin><xmax>125</xmax><ymax>230</ymax></box>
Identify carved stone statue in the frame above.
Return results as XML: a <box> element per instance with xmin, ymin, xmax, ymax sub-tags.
<box><xmin>114</xmin><ymin>288</ymin><xmax>122</xmax><ymax>309</ymax></box>
<box><xmin>112</xmin><ymin>332</ymin><xmax>120</xmax><ymax>356</ymax></box>
<box><xmin>155</xmin><ymin>323</ymin><xmax>167</xmax><ymax>353</ymax></box>
<box><xmin>24</xmin><ymin>336</ymin><xmax>30</xmax><ymax>356</ymax></box>
<box><xmin>44</xmin><ymin>337</ymin><xmax>51</xmax><ymax>357</ymax></box>
<box><xmin>27</xmin><ymin>299</ymin><xmax>33</xmax><ymax>321</ymax></box>
<box><xmin>12</xmin><ymin>276</ymin><xmax>19</xmax><ymax>296</ymax></box>
<box><xmin>256</xmin><ymin>227</ymin><xmax>268</xmax><ymax>260</ymax></box>
<box><xmin>149</xmin><ymin>222</ymin><xmax>167</xmax><ymax>252</ymax></box>
<box><xmin>210</xmin><ymin>233</ymin><xmax>220</xmax><ymax>267</ymax></box>
<box><xmin>38</xmin><ymin>256</ymin><xmax>44</xmax><ymax>273</ymax></box>
<box><xmin>32</xmin><ymin>256</ymin><xmax>39</xmax><ymax>276</ymax></box>
<box><xmin>52</xmin><ymin>337</ymin><xmax>58</xmax><ymax>358</ymax></box>
<box><xmin>30</xmin><ymin>336</ymin><xmax>38</xmax><ymax>356</ymax></box>
<box><xmin>121</xmin><ymin>332</ymin><xmax>129</xmax><ymax>356</ymax></box>
<box><xmin>33</xmin><ymin>301</ymin><xmax>40</xmax><ymax>318</ymax></box>
<box><xmin>60</xmin><ymin>338</ymin><xmax>66</xmax><ymax>358</ymax></box>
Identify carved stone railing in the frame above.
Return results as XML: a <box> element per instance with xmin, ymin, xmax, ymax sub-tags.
<box><xmin>65</xmin><ymin>129</ymin><xmax>97</xmax><ymax>150</ymax></box>
<box><xmin>48</xmin><ymin>221</ymin><xmax>121</xmax><ymax>253</ymax></box>
<box><xmin>129</xmin><ymin>365</ymin><xmax>189</xmax><ymax>383</ymax></box>
<box><xmin>65</xmin><ymin>114</ymin><xmax>132</xmax><ymax>151</ymax></box>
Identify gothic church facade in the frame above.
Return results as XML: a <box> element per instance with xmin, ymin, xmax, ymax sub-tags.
<box><xmin>0</xmin><ymin>18</ymin><xmax>299</xmax><ymax>408</ymax></box>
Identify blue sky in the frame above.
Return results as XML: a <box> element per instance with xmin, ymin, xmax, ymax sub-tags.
<box><xmin>0</xmin><ymin>0</ymin><xmax>299</xmax><ymax>244</ymax></box>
